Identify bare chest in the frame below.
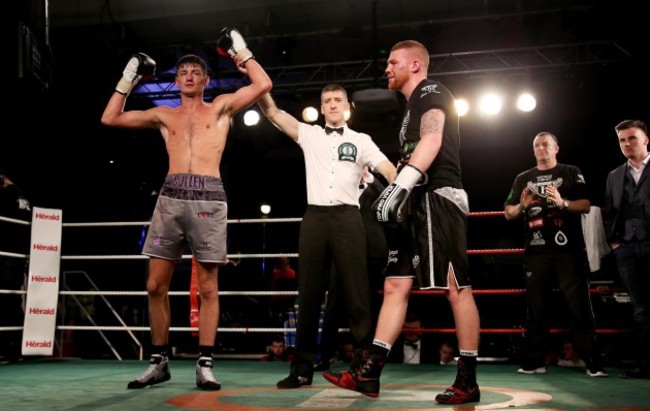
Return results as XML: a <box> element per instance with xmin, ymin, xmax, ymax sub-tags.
<box><xmin>168</xmin><ymin>110</ymin><xmax>218</xmax><ymax>142</ymax></box>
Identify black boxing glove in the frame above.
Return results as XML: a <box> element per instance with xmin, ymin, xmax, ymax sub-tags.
<box><xmin>116</xmin><ymin>52</ymin><xmax>156</xmax><ymax>95</ymax></box>
<box><xmin>372</xmin><ymin>164</ymin><xmax>426</xmax><ymax>223</ymax></box>
<box><xmin>216</xmin><ymin>27</ymin><xmax>254</xmax><ymax>66</ymax></box>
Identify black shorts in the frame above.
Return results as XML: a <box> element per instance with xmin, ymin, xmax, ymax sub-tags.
<box><xmin>384</xmin><ymin>186</ymin><xmax>471</xmax><ymax>289</ymax></box>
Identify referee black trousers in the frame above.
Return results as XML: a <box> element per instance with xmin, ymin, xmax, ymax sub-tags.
<box><xmin>290</xmin><ymin>205</ymin><xmax>373</xmax><ymax>376</ymax></box>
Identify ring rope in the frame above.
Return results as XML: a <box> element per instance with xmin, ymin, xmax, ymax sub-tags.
<box><xmin>61</xmin><ymin>217</ymin><xmax>303</xmax><ymax>228</ymax></box>
<box><xmin>26</xmin><ymin>326</ymin><xmax>629</xmax><ymax>335</ymax></box>
<box><xmin>0</xmin><ymin>209</ymin><xmax>631</xmax><ymax>358</ymax></box>
<box><xmin>60</xmin><ymin>250</ymin><xmax>521</xmax><ymax>260</ymax></box>
<box><xmin>60</xmin><ymin>253</ymin><xmax>301</xmax><ymax>261</ymax></box>
<box><xmin>0</xmin><ymin>215</ymin><xmax>31</xmax><ymax>225</ymax></box>
<box><xmin>0</xmin><ymin>250</ymin><xmax>29</xmax><ymax>259</ymax></box>
<box><xmin>58</xmin><ymin>213</ymin><xmax>501</xmax><ymax>228</ymax></box>
<box><xmin>1</xmin><ymin>288</ymin><xmax>625</xmax><ymax>297</ymax></box>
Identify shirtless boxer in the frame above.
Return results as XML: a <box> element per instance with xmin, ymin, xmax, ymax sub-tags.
<box><xmin>101</xmin><ymin>27</ymin><xmax>272</xmax><ymax>390</ymax></box>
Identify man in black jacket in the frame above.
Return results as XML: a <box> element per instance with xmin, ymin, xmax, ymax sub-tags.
<box><xmin>604</xmin><ymin>119</ymin><xmax>650</xmax><ymax>379</ymax></box>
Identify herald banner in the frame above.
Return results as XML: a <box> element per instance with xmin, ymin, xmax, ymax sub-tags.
<box><xmin>22</xmin><ymin>207</ymin><xmax>63</xmax><ymax>355</ymax></box>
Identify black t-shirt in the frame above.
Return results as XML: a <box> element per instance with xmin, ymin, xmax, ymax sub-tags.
<box><xmin>399</xmin><ymin>79</ymin><xmax>462</xmax><ymax>189</ymax></box>
<box><xmin>504</xmin><ymin>163</ymin><xmax>587</xmax><ymax>254</ymax></box>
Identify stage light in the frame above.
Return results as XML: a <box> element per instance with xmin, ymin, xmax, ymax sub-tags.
<box><xmin>516</xmin><ymin>92</ymin><xmax>537</xmax><ymax>112</ymax></box>
<box><xmin>243</xmin><ymin>110</ymin><xmax>260</xmax><ymax>126</ymax></box>
<box><xmin>260</xmin><ymin>204</ymin><xmax>271</xmax><ymax>215</ymax></box>
<box><xmin>302</xmin><ymin>106</ymin><xmax>318</xmax><ymax>122</ymax></box>
<box><xmin>455</xmin><ymin>99</ymin><xmax>469</xmax><ymax>117</ymax></box>
<box><xmin>478</xmin><ymin>92</ymin><xmax>503</xmax><ymax>116</ymax></box>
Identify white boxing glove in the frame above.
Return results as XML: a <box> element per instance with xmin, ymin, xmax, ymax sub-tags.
<box><xmin>216</xmin><ymin>27</ymin><xmax>254</xmax><ymax>66</ymax></box>
<box><xmin>372</xmin><ymin>164</ymin><xmax>426</xmax><ymax>223</ymax></box>
<box><xmin>116</xmin><ymin>52</ymin><xmax>156</xmax><ymax>95</ymax></box>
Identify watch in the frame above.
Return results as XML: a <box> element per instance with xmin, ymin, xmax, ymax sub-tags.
<box><xmin>562</xmin><ymin>199</ymin><xmax>569</xmax><ymax>209</ymax></box>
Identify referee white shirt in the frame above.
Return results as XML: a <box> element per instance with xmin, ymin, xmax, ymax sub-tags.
<box><xmin>297</xmin><ymin>122</ymin><xmax>389</xmax><ymax>207</ymax></box>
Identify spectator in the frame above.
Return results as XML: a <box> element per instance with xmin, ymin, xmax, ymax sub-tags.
<box><xmin>439</xmin><ymin>340</ymin><xmax>458</xmax><ymax>366</ymax></box>
<box><xmin>604</xmin><ymin>119</ymin><xmax>650</xmax><ymax>379</ymax></box>
<box><xmin>557</xmin><ymin>341</ymin><xmax>586</xmax><ymax>368</ymax></box>
<box><xmin>269</xmin><ymin>256</ymin><xmax>297</xmax><ymax>325</ymax></box>
<box><xmin>336</xmin><ymin>341</ymin><xmax>356</xmax><ymax>364</ymax></box>
<box><xmin>388</xmin><ymin>312</ymin><xmax>438</xmax><ymax>365</ymax></box>
<box><xmin>261</xmin><ymin>335</ymin><xmax>294</xmax><ymax>362</ymax></box>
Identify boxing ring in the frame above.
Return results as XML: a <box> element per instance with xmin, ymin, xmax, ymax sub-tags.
<box><xmin>1</xmin><ymin>211</ymin><xmax>647</xmax><ymax>411</ymax></box>
<box><xmin>0</xmin><ymin>211</ymin><xmax>632</xmax><ymax>359</ymax></box>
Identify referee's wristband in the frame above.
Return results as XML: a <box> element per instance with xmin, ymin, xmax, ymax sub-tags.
<box><xmin>518</xmin><ymin>203</ymin><xmax>526</xmax><ymax>213</ymax></box>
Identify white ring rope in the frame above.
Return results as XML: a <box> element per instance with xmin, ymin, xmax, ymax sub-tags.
<box><xmin>56</xmin><ymin>326</ymin><xmax>294</xmax><ymax>333</ymax></box>
<box><xmin>0</xmin><ymin>215</ymin><xmax>310</xmax><ymax>348</ymax></box>
<box><xmin>0</xmin><ymin>210</ymin><xmax>629</xmax><ymax>361</ymax></box>
<box><xmin>61</xmin><ymin>253</ymin><xmax>299</xmax><ymax>260</ymax></box>
<box><xmin>0</xmin><ymin>250</ymin><xmax>29</xmax><ymax>259</ymax></box>
<box><xmin>0</xmin><ymin>215</ymin><xmax>31</xmax><ymax>225</ymax></box>
<box><xmin>61</xmin><ymin>217</ymin><xmax>302</xmax><ymax>228</ymax></box>
<box><xmin>2</xmin><ymin>210</ymin><xmax>600</xmax><ymax>354</ymax></box>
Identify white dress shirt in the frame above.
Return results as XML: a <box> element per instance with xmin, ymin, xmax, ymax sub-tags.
<box><xmin>297</xmin><ymin>123</ymin><xmax>389</xmax><ymax>207</ymax></box>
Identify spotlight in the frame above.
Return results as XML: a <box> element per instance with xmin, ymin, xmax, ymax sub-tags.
<box><xmin>260</xmin><ymin>204</ymin><xmax>271</xmax><ymax>215</ymax></box>
<box><xmin>478</xmin><ymin>92</ymin><xmax>503</xmax><ymax>116</ymax></box>
<box><xmin>302</xmin><ymin>106</ymin><xmax>319</xmax><ymax>122</ymax></box>
<box><xmin>455</xmin><ymin>99</ymin><xmax>469</xmax><ymax>117</ymax></box>
<box><xmin>516</xmin><ymin>93</ymin><xmax>537</xmax><ymax>112</ymax></box>
<box><xmin>243</xmin><ymin>110</ymin><xmax>260</xmax><ymax>126</ymax></box>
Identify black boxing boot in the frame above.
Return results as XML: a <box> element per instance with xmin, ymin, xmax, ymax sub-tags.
<box><xmin>435</xmin><ymin>355</ymin><xmax>481</xmax><ymax>404</ymax></box>
<box><xmin>322</xmin><ymin>348</ymin><xmax>386</xmax><ymax>398</ymax></box>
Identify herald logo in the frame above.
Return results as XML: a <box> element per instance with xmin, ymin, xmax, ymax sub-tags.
<box><xmin>35</xmin><ymin>212</ymin><xmax>60</xmax><ymax>221</ymax></box>
<box><xmin>31</xmin><ymin>275</ymin><xmax>57</xmax><ymax>282</ymax></box>
<box><xmin>32</xmin><ymin>244</ymin><xmax>59</xmax><ymax>252</ymax></box>
<box><xmin>29</xmin><ymin>307</ymin><xmax>55</xmax><ymax>315</ymax></box>
<box><xmin>25</xmin><ymin>340</ymin><xmax>53</xmax><ymax>348</ymax></box>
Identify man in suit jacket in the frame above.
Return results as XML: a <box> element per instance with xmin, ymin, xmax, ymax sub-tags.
<box><xmin>388</xmin><ymin>312</ymin><xmax>438</xmax><ymax>364</ymax></box>
<box><xmin>604</xmin><ymin>119</ymin><xmax>650</xmax><ymax>380</ymax></box>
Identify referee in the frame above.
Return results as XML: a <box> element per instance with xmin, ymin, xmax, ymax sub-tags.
<box><xmin>257</xmin><ymin>84</ymin><xmax>396</xmax><ymax>389</ymax></box>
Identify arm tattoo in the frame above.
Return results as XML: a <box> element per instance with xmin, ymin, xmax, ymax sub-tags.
<box><xmin>421</xmin><ymin>109</ymin><xmax>444</xmax><ymax>136</ymax></box>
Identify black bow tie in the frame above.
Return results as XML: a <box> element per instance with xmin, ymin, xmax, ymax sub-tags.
<box><xmin>325</xmin><ymin>126</ymin><xmax>344</xmax><ymax>135</ymax></box>
<box><xmin>405</xmin><ymin>341</ymin><xmax>419</xmax><ymax>349</ymax></box>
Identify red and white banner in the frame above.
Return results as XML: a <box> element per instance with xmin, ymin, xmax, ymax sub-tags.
<box><xmin>22</xmin><ymin>207</ymin><xmax>63</xmax><ymax>356</ymax></box>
